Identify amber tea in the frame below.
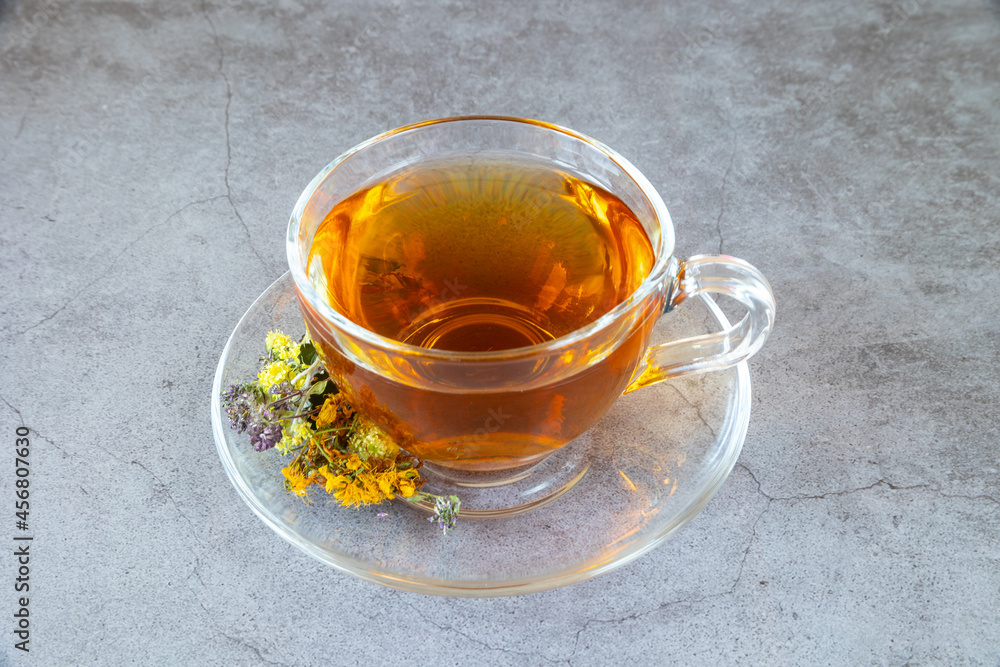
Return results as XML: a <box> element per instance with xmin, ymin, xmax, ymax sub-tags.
<box><xmin>307</xmin><ymin>156</ymin><xmax>654</xmax><ymax>351</ymax></box>
<box><xmin>301</xmin><ymin>156</ymin><xmax>658</xmax><ymax>470</ymax></box>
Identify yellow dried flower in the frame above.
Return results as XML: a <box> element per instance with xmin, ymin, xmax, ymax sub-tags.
<box><xmin>332</xmin><ymin>484</ymin><xmax>362</xmax><ymax>508</ymax></box>
<box><xmin>355</xmin><ymin>470</ymin><xmax>381</xmax><ymax>499</ymax></box>
<box><xmin>376</xmin><ymin>472</ymin><xmax>397</xmax><ymax>500</ymax></box>
<box><xmin>292</xmin><ymin>421</ymin><xmax>314</xmax><ymax>442</ymax></box>
<box><xmin>333</xmin><ymin>474</ymin><xmax>383</xmax><ymax>508</ymax></box>
<box><xmin>265</xmin><ymin>330</ymin><xmax>292</xmax><ymax>352</ymax></box>
<box><xmin>396</xmin><ymin>472</ymin><xmax>417</xmax><ymax>498</ymax></box>
<box><xmin>314</xmin><ymin>397</ymin><xmax>341</xmax><ymax>429</ymax></box>
<box><xmin>275</xmin><ymin>418</ymin><xmax>316</xmax><ymax>455</ymax></box>
<box><xmin>282</xmin><ymin>465</ymin><xmax>314</xmax><ymax>496</ymax></box>
<box><xmin>350</xmin><ymin>421</ymin><xmax>399</xmax><ymax>460</ymax></box>
<box><xmin>317</xmin><ymin>465</ymin><xmax>349</xmax><ymax>493</ymax></box>
<box><xmin>258</xmin><ymin>360</ymin><xmax>293</xmax><ymax>389</ymax></box>
<box><xmin>265</xmin><ymin>331</ymin><xmax>300</xmax><ymax>361</ymax></box>
<box><xmin>344</xmin><ymin>453</ymin><xmax>363</xmax><ymax>472</ymax></box>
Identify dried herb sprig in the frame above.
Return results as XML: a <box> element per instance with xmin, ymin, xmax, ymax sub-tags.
<box><xmin>222</xmin><ymin>330</ymin><xmax>461</xmax><ymax>534</ymax></box>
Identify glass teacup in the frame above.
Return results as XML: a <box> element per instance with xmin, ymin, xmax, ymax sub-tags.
<box><xmin>287</xmin><ymin>117</ymin><xmax>774</xmax><ymax>475</ymax></box>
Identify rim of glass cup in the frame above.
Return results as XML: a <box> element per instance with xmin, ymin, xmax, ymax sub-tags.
<box><xmin>286</xmin><ymin>115</ymin><xmax>677</xmax><ymax>361</ymax></box>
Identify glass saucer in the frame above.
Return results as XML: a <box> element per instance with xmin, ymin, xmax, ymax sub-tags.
<box><xmin>211</xmin><ymin>272</ymin><xmax>751</xmax><ymax>597</ymax></box>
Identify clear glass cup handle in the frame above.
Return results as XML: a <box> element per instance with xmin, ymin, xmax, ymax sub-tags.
<box><xmin>625</xmin><ymin>254</ymin><xmax>776</xmax><ymax>392</ymax></box>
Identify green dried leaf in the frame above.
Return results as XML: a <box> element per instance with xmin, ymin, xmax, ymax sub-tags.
<box><xmin>299</xmin><ymin>342</ymin><xmax>318</xmax><ymax>366</ymax></box>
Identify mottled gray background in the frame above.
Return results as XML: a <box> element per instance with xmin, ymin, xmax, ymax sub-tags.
<box><xmin>1</xmin><ymin>0</ymin><xmax>999</xmax><ymax>664</ymax></box>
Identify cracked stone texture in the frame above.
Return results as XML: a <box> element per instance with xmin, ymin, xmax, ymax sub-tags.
<box><xmin>1</xmin><ymin>0</ymin><xmax>999</xmax><ymax>663</ymax></box>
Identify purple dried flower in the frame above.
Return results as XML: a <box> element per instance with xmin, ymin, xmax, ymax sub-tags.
<box><xmin>270</xmin><ymin>380</ymin><xmax>293</xmax><ymax>395</ymax></box>
<box><xmin>222</xmin><ymin>383</ymin><xmax>285</xmax><ymax>451</ymax></box>
<box><xmin>428</xmin><ymin>495</ymin><xmax>461</xmax><ymax>535</ymax></box>
<box><xmin>250</xmin><ymin>419</ymin><xmax>283</xmax><ymax>452</ymax></box>
<box><xmin>222</xmin><ymin>383</ymin><xmax>257</xmax><ymax>433</ymax></box>
<box><xmin>267</xmin><ymin>381</ymin><xmax>296</xmax><ymax>411</ymax></box>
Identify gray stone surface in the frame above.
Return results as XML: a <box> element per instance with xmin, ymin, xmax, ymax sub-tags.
<box><xmin>1</xmin><ymin>0</ymin><xmax>998</xmax><ymax>664</ymax></box>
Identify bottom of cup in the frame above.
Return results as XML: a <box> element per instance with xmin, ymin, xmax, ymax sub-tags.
<box><xmin>406</xmin><ymin>435</ymin><xmax>594</xmax><ymax>518</ymax></box>
<box><xmin>420</xmin><ymin>448</ymin><xmax>554</xmax><ymax>475</ymax></box>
